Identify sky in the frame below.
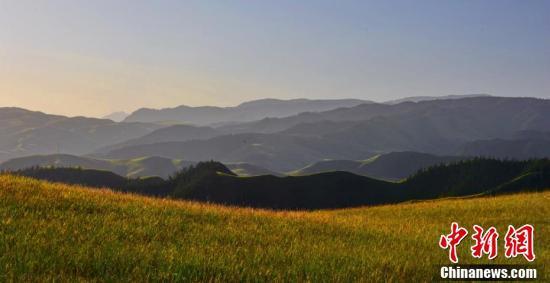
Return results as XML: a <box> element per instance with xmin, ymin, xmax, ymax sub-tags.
<box><xmin>0</xmin><ymin>0</ymin><xmax>548</xmax><ymax>117</ymax></box>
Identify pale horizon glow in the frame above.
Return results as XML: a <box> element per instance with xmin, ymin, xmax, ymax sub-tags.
<box><xmin>0</xmin><ymin>0</ymin><xmax>548</xmax><ymax>117</ymax></box>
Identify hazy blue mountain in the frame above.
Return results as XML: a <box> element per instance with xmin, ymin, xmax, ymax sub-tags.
<box><xmin>102</xmin><ymin>111</ymin><xmax>129</xmax><ymax>122</ymax></box>
<box><xmin>0</xmin><ymin>108</ymin><xmax>163</xmax><ymax>162</ymax></box>
<box><xmin>96</xmin><ymin>133</ymin><xmax>374</xmax><ymax>172</ymax></box>
<box><xmin>290</xmin><ymin>152</ymin><xmax>466</xmax><ymax>180</ymax></box>
<box><xmin>3</xmin><ymin>97</ymin><xmax>549</xmax><ymax>170</ymax></box>
<box><xmin>281</xmin><ymin>97</ymin><xmax>550</xmax><ymax>154</ymax></box>
<box><xmin>98</xmin><ymin>97</ymin><xmax>550</xmax><ymax>171</ymax></box>
<box><xmin>123</xmin><ymin>98</ymin><xmax>371</xmax><ymax>125</ymax></box>
<box><xmin>383</xmin><ymin>94</ymin><xmax>491</xmax><ymax>105</ymax></box>
<box><xmin>509</xmin><ymin>130</ymin><xmax>550</xmax><ymax>140</ymax></box>
<box><xmin>96</xmin><ymin>124</ymin><xmax>222</xmax><ymax>154</ymax></box>
<box><xmin>220</xmin><ymin>97</ymin><xmax>550</xmax><ymax>135</ymax></box>
<box><xmin>459</xmin><ymin>139</ymin><xmax>550</xmax><ymax>159</ymax></box>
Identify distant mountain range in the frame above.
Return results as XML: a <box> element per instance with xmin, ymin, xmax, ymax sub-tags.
<box><xmin>122</xmin><ymin>95</ymin><xmax>490</xmax><ymax>125</ymax></box>
<box><xmin>1</xmin><ymin>96</ymin><xmax>549</xmax><ymax>174</ymax></box>
<box><xmin>123</xmin><ymin>98</ymin><xmax>371</xmax><ymax>125</ymax></box>
<box><xmin>459</xmin><ymin>138</ymin><xmax>550</xmax><ymax>159</ymax></box>
<box><xmin>93</xmin><ymin>133</ymin><xmax>373</xmax><ymax>172</ymax></box>
<box><xmin>0</xmin><ymin>108</ymin><xmax>162</xmax><ymax>162</ymax></box>
<box><xmin>382</xmin><ymin>94</ymin><xmax>491</xmax><ymax>105</ymax></box>
<box><xmin>4</xmin><ymin>94</ymin><xmax>549</xmax><ymax>210</ymax></box>
<box><xmin>290</xmin><ymin>152</ymin><xmax>467</xmax><ymax>180</ymax></box>
<box><xmin>216</xmin><ymin>96</ymin><xmax>548</xmax><ymax>135</ymax></box>
<box><xmin>97</xmin><ymin>124</ymin><xmax>222</xmax><ymax>154</ymax></box>
<box><xmin>93</xmin><ymin>97</ymin><xmax>550</xmax><ymax>171</ymax></box>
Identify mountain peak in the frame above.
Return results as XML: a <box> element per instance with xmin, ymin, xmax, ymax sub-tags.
<box><xmin>102</xmin><ymin>111</ymin><xmax>129</xmax><ymax>122</ymax></box>
<box><xmin>383</xmin><ymin>94</ymin><xmax>492</xmax><ymax>105</ymax></box>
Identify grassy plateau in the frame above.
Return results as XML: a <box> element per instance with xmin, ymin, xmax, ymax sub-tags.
<box><xmin>0</xmin><ymin>175</ymin><xmax>547</xmax><ymax>282</ymax></box>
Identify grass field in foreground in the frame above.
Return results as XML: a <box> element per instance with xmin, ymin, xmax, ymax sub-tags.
<box><xmin>0</xmin><ymin>175</ymin><xmax>547</xmax><ymax>282</ymax></box>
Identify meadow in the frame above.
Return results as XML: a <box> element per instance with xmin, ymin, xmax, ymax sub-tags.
<box><xmin>0</xmin><ymin>175</ymin><xmax>547</xmax><ymax>282</ymax></box>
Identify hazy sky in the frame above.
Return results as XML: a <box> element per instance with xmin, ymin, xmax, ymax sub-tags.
<box><xmin>0</xmin><ymin>0</ymin><xmax>548</xmax><ymax>117</ymax></box>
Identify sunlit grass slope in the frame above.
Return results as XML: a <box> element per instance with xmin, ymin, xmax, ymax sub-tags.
<box><xmin>0</xmin><ymin>175</ymin><xmax>547</xmax><ymax>282</ymax></box>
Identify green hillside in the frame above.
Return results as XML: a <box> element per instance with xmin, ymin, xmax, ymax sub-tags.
<box><xmin>225</xmin><ymin>162</ymin><xmax>283</xmax><ymax>177</ymax></box>
<box><xmin>170</xmin><ymin>159</ymin><xmax>550</xmax><ymax>209</ymax></box>
<box><xmin>0</xmin><ymin>175</ymin><xmax>546</xmax><ymax>281</ymax></box>
<box><xmin>0</xmin><ymin>154</ymin><xmax>279</xmax><ymax>178</ymax></box>
<box><xmin>0</xmin><ymin>154</ymin><xmax>193</xmax><ymax>179</ymax></box>
<box><xmin>9</xmin><ymin>158</ymin><xmax>550</xmax><ymax>210</ymax></box>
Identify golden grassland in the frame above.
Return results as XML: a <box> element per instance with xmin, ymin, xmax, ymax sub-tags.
<box><xmin>0</xmin><ymin>175</ymin><xmax>548</xmax><ymax>282</ymax></box>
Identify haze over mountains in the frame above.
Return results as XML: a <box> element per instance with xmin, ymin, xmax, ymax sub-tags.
<box><xmin>123</xmin><ymin>98</ymin><xmax>371</xmax><ymax>125</ymax></box>
<box><xmin>0</xmin><ymin>108</ymin><xmax>162</xmax><ymax>162</ymax></box>
<box><xmin>1</xmin><ymin>95</ymin><xmax>549</xmax><ymax>178</ymax></box>
<box><xmin>382</xmin><ymin>94</ymin><xmax>491</xmax><ymax>105</ymax></box>
<box><xmin>0</xmin><ymin>153</ymin><xmax>279</xmax><ymax>179</ymax></box>
<box><xmin>290</xmin><ymin>152</ymin><xmax>467</xmax><ymax>181</ymax></box>
<box><xmin>95</xmin><ymin>96</ymin><xmax>550</xmax><ymax>171</ymax></box>
<box><xmin>95</xmin><ymin>133</ymin><xmax>370</xmax><ymax>172</ymax></box>
<box><xmin>97</xmin><ymin>124</ymin><xmax>222</xmax><ymax>154</ymax></box>
<box><xmin>122</xmin><ymin>94</ymin><xmax>488</xmax><ymax>125</ymax></box>
<box><xmin>1</xmin><ymin>151</ymin><xmax>460</xmax><ymax>181</ymax></box>
<box><xmin>102</xmin><ymin>111</ymin><xmax>129</xmax><ymax>122</ymax></box>
<box><xmin>0</xmin><ymin>154</ymin><xmax>192</xmax><ymax>179</ymax></box>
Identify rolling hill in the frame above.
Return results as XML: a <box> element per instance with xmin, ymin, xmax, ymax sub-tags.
<box><xmin>0</xmin><ymin>154</ymin><xmax>279</xmax><ymax>179</ymax></box>
<box><xmin>225</xmin><ymin>162</ymin><xmax>283</xmax><ymax>177</ymax></box>
<box><xmin>0</xmin><ymin>175</ymin><xmax>547</xmax><ymax>281</ymax></box>
<box><xmin>0</xmin><ymin>154</ymin><xmax>193</xmax><ymax>179</ymax></box>
<box><xmin>9</xmin><ymin>167</ymin><xmax>168</xmax><ymax>195</ymax></box>
<box><xmin>290</xmin><ymin>152</ymin><xmax>466</xmax><ymax>180</ymax></box>
<box><xmin>11</xmin><ymin>158</ymin><xmax>549</xmax><ymax>210</ymax></box>
<box><xmin>168</xmin><ymin>159</ymin><xmax>549</xmax><ymax>209</ymax></box>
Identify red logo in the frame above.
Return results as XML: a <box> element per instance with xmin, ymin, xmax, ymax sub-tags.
<box><xmin>439</xmin><ymin>223</ymin><xmax>535</xmax><ymax>263</ymax></box>
<box><xmin>504</xmin><ymin>224</ymin><xmax>535</xmax><ymax>262</ymax></box>
<box><xmin>439</xmin><ymin>222</ymin><xmax>468</xmax><ymax>263</ymax></box>
<box><xmin>471</xmin><ymin>225</ymin><xmax>499</xmax><ymax>259</ymax></box>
